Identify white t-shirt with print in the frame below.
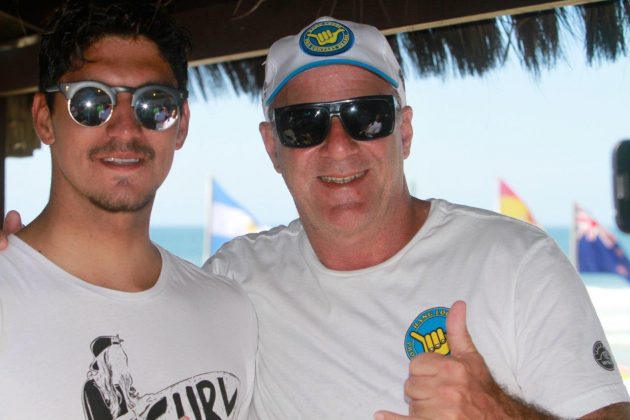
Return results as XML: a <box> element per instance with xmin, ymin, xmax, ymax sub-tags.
<box><xmin>206</xmin><ymin>199</ymin><xmax>629</xmax><ymax>419</ymax></box>
<box><xmin>0</xmin><ymin>236</ymin><xmax>257</xmax><ymax>420</ymax></box>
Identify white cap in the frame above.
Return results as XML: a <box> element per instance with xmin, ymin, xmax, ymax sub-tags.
<box><xmin>262</xmin><ymin>16</ymin><xmax>406</xmax><ymax>118</ymax></box>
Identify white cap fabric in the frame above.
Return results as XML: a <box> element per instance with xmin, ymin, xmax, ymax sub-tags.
<box><xmin>262</xmin><ymin>16</ymin><xmax>406</xmax><ymax>118</ymax></box>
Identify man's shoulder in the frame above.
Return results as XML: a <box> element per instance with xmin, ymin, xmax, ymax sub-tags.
<box><xmin>432</xmin><ymin>199</ymin><xmax>545</xmax><ymax>231</ymax></box>
<box><xmin>0</xmin><ymin>235</ymin><xmax>41</xmax><ymax>272</ymax></box>
<box><xmin>217</xmin><ymin>220</ymin><xmax>300</xmax><ymax>256</ymax></box>
<box><xmin>158</xmin><ymin>246</ymin><xmax>244</xmax><ymax>291</ymax></box>
<box><xmin>202</xmin><ymin>220</ymin><xmax>302</xmax><ymax>278</ymax></box>
<box><xmin>428</xmin><ymin>198</ymin><xmax>550</xmax><ymax>246</ymax></box>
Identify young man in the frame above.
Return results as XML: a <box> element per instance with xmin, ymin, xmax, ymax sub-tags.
<box><xmin>0</xmin><ymin>1</ymin><xmax>256</xmax><ymax>418</ymax></box>
<box><xmin>206</xmin><ymin>17</ymin><xmax>630</xmax><ymax>419</ymax></box>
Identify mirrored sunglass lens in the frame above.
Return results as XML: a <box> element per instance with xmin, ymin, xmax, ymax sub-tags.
<box><xmin>69</xmin><ymin>87</ymin><xmax>113</xmax><ymax>126</ymax></box>
<box><xmin>341</xmin><ymin>99</ymin><xmax>394</xmax><ymax>140</ymax></box>
<box><xmin>277</xmin><ymin>107</ymin><xmax>329</xmax><ymax>147</ymax></box>
<box><xmin>135</xmin><ymin>89</ymin><xmax>179</xmax><ymax>131</ymax></box>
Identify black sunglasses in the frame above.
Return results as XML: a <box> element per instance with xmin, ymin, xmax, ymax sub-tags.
<box><xmin>272</xmin><ymin>95</ymin><xmax>398</xmax><ymax>148</ymax></box>
<box><xmin>45</xmin><ymin>81</ymin><xmax>188</xmax><ymax>131</ymax></box>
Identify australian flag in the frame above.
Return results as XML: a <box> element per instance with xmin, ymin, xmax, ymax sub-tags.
<box><xmin>575</xmin><ymin>204</ymin><xmax>630</xmax><ymax>283</ymax></box>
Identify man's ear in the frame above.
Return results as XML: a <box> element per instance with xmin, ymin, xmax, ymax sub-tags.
<box><xmin>174</xmin><ymin>101</ymin><xmax>190</xmax><ymax>150</ymax></box>
<box><xmin>260</xmin><ymin>121</ymin><xmax>282</xmax><ymax>173</ymax></box>
<box><xmin>400</xmin><ymin>105</ymin><xmax>413</xmax><ymax>159</ymax></box>
<box><xmin>32</xmin><ymin>93</ymin><xmax>55</xmax><ymax>145</ymax></box>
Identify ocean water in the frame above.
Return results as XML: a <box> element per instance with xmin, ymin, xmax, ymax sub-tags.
<box><xmin>151</xmin><ymin>226</ymin><xmax>205</xmax><ymax>266</ymax></box>
<box><xmin>150</xmin><ymin>225</ymin><xmax>630</xmax><ymax>389</ymax></box>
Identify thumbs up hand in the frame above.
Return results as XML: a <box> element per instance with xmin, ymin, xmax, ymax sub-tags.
<box><xmin>375</xmin><ymin>301</ymin><xmax>524</xmax><ymax>420</ymax></box>
<box><xmin>406</xmin><ymin>300</ymin><xmax>499</xmax><ymax>418</ymax></box>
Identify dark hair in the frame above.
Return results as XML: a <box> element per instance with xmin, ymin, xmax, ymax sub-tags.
<box><xmin>39</xmin><ymin>0</ymin><xmax>191</xmax><ymax>108</ymax></box>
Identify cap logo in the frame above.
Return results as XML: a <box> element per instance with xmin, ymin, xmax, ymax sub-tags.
<box><xmin>300</xmin><ymin>20</ymin><xmax>354</xmax><ymax>56</ymax></box>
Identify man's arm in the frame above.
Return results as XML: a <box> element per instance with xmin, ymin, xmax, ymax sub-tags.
<box><xmin>581</xmin><ymin>402</ymin><xmax>630</xmax><ymax>419</ymax></box>
<box><xmin>375</xmin><ymin>400</ymin><xmax>630</xmax><ymax>420</ymax></box>
<box><xmin>0</xmin><ymin>211</ymin><xmax>23</xmax><ymax>248</ymax></box>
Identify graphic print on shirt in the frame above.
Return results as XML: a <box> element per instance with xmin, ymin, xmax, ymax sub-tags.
<box><xmin>404</xmin><ymin>307</ymin><xmax>450</xmax><ymax>359</ymax></box>
<box><xmin>592</xmin><ymin>340</ymin><xmax>615</xmax><ymax>371</ymax></box>
<box><xmin>82</xmin><ymin>335</ymin><xmax>240</xmax><ymax>420</ymax></box>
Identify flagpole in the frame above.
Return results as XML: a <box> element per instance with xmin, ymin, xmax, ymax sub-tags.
<box><xmin>570</xmin><ymin>202</ymin><xmax>578</xmax><ymax>270</ymax></box>
<box><xmin>497</xmin><ymin>178</ymin><xmax>501</xmax><ymax>213</ymax></box>
<box><xmin>202</xmin><ymin>176</ymin><xmax>214</xmax><ymax>263</ymax></box>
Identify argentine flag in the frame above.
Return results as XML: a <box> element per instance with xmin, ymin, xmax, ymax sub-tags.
<box><xmin>205</xmin><ymin>179</ymin><xmax>264</xmax><ymax>258</ymax></box>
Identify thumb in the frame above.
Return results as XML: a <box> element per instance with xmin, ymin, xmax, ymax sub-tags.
<box><xmin>446</xmin><ymin>300</ymin><xmax>477</xmax><ymax>355</ymax></box>
<box><xmin>4</xmin><ymin>210</ymin><xmax>23</xmax><ymax>234</ymax></box>
<box><xmin>0</xmin><ymin>210</ymin><xmax>23</xmax><ymax>250</ymax></box>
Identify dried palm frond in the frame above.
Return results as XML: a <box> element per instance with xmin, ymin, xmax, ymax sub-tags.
<box><xmin>188</xmin><ymin>0</ymin><xmax>630</xmax><ymax>101</ymax></box>
<box><xmin>509</xmin><ymin>9</ymin><xmax>563</xmax><ymax>75</ymax></box>
<box><xmin>580</xmin><ymin>0</ymin><xmax>626</xmax><ymax>62</ymax></box>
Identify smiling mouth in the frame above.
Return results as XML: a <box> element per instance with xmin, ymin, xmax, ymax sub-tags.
<box><xmin>319</xmin><ymin>171</ymin><xmax>366</xmax><ymax>184</ymax></box>
<box><xmin>102</xmin><ymin>157</ymin><xmax>141</xmax><ymax>165</ymax></box>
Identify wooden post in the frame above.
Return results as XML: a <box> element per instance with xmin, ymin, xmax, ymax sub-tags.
<box><xmin>0</xmin><ymin>97</ymin><xmax>6</xmax><ymax>227</ymax></box>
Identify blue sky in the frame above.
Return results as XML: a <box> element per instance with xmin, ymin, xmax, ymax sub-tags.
<box><xmin>8</xmin><ymin>43</ymin><xmax>630</xmax><ymax>229</ymax></box>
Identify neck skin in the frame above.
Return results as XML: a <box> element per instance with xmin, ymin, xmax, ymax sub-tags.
<box><xmin>303</xmin><ymin>189</ymin><xmax>431</xmax><ymax>271</ymax></box>
<box><xmin>17</xmin><ymin>192</ymin><xmax>161</xmax><ymax>293</ymax></box>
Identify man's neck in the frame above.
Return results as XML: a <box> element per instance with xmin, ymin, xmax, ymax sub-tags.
<box><xmin>17</xmin><ymin>203</ymin><xmax>161</xmax><ymax>292</ymax></box>
<box><xmin>305</xmin><ymin>197</ymin><xmax>431</xmax><ymax>271</ymax></box>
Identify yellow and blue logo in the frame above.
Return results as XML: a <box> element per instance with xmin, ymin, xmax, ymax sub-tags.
<box><xmin>404</xmin><ymin>307</ymin><xmax>450</xmax><ymax>359</ymax></box>
<box><xmin>300</xmin><ymin>20</ymin><xmax>354</xmax><ymax>56</ymax></box>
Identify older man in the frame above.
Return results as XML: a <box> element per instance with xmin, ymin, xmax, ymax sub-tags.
<box><xmin>0</xmin><ymin>1</ymin><xmax>256</xmax><ymax>418</ymax></box>
<box><xmin>206</xmin><ymin>17</ymin><xmax>630</xmax><ymax>419</ymax></box>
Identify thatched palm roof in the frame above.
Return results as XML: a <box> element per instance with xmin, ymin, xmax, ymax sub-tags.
<box><xmin>188</xmin><ymin>0</ymin><xmax>629</xmax><ymax>102</ymax></box>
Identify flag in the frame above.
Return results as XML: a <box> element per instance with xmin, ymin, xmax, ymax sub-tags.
<box><xmin>499</xmin><ymin>179</ymin><xmax>538</xmax><ymax>225</ymax></box>
<box><xmin>575</xmin><ymin>204</ymin><xmax>630</xmax><ymax>282</ymax></box>
<box><xmin>205</xmin><ymin>179</ymin><xmax>264</xmax><ymax>258</ymax></box>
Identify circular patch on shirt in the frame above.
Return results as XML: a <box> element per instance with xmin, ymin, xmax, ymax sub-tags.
<box><xmin>593</xmin><ymin>340</ymin><xmax>615</xmax><ymax>371</ymax></box>
<box><xmin>300</xmin><ymin>20</ymin><xmax>354</xmax><ymax>56</ymax></box>
<box><xmin>404</xmin><ymin>307</ymin><xmax>450</xmax><ymax>359</ymax></box>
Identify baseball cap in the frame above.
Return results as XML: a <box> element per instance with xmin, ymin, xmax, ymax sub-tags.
<box><xmin>262</xmin><ymin>16</ymin><xmax>406</xmax><ymax>118</ymax></box>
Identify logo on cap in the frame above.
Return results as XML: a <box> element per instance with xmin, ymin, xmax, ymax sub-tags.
<box><xmin>300</xmin><ymin>20</ymin><xmax>354</xmax><ymax>56</ymax></box>
<box><xmin>404</xmin><ymin>307</ymin><xmax>450</xmax><ymax>359</ymax></box>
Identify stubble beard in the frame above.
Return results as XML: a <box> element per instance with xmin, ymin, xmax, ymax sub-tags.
<box><xmin>85</xmin><ymin>141</ymin><xmax>158</xmax><ymax>213</ymax></box>
<box><xmin>87</xmin><ymin>180</ymin><xmax>156</xmax><ymax>213</ymax></box>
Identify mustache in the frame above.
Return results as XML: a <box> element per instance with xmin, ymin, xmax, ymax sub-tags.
<box><xmin>88</xmin><ymin>140</ymin><xmax>155</xmax><ymax>160</ymax></box>
<box><xmin>316</xmin><ymin>155</ymin><xmax>367</xmax><ymax>173</ymax></box>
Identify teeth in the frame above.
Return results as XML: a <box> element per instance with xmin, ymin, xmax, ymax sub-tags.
<box><xmin>320</xmin><ymin>171</ymin><xmax>366</xmax><ymax>184</ymax></box>
<box><xmin>103</xmin><ymin>157</ymin><xmax>140</xmax><ymax>164</ymax></box>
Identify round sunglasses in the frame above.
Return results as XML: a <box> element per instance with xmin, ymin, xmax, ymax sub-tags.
<box><xmin>45</xmin><ymin>81</ymin><xmax>188</xmax><ymax>131</ymax></box>
<box><xmin>272</xmin><ymin>95</ymin><xmax>398</xmax><ymax>148</ymax></box>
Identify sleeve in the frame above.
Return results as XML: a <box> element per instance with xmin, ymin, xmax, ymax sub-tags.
<box><xmin>201</xmin><ymin>239</ymin><xmax>247</xmax><ymax>285</ymax></box>
<box><xmin>202</xmin><ymin>254</ymin><xmax>223</xmax><ymax>276</ymax></box>
<box><xmin>512</xmin><ymin>237</ymin><xmax>629</xmax><ymax>418</ymax></box>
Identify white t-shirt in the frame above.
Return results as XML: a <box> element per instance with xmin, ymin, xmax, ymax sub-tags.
<box><xmin>206</xmin><ymin>199</ymin><xmax>630</xmax><ymax>419</ymax></box>
<box><xmin>0</xmin><ymin>236</ymin><xmax>257</xmax><ymax>420</ymax></box>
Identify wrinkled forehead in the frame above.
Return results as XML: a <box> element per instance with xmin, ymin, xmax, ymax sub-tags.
<box><xmin>271</xmin><ymin>64</ymin><xmax>397</xmax><ymax>110</ymax></box>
